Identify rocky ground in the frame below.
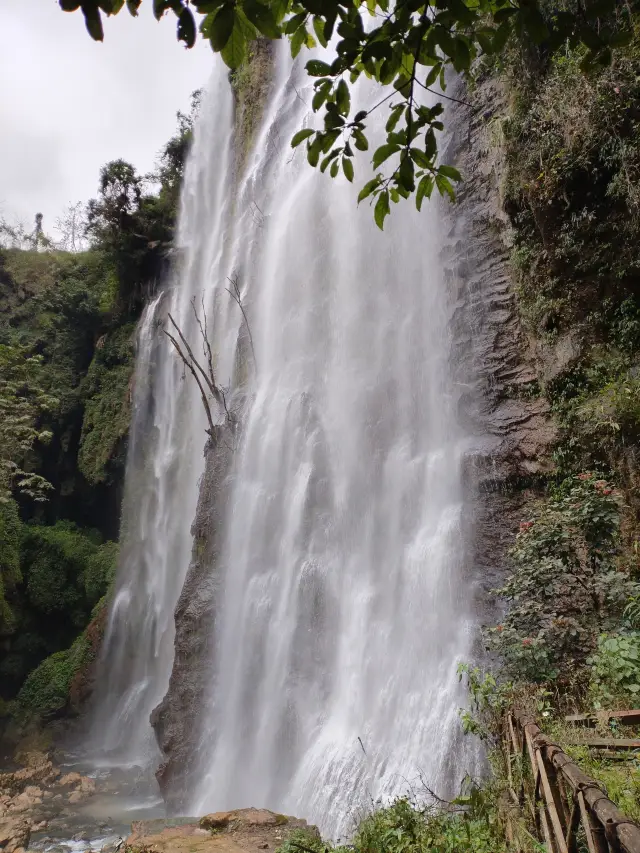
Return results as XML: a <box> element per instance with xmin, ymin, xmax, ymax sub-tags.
<box><xmin>0</xmin><ymin>750</ymin><xmax>103</xmax><ymax>853</ymax></box>
<box><xmin>0</xmin><ymin>753</ymin><xmax>317</xmax><ymax>853</ymax></box>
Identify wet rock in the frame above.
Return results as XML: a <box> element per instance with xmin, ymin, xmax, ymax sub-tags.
<box><xmin>8</xmin><ymin>787</ymin><xmax>43</xmax><ymax>813</ymax></box>
<box><xmin>200</xmin><ymin>811</ymin><xmax>288</xmax><ymax>831</ymax></box>
<box><xmin>0</xmin><ymin>816</ymin><xmax>30</xmax><ymax>852</ymax></box>
<box><xmin>151</xmin><ymin>421</ymin><xmax>237</xmax><ymax>810</ymax></box>
<box><xmin>57</xmin><ymin>775</ymin><xmax>81</xmax><ymax>790</ymax></box>
<box><xmin>127</xmin><ymin>811</ymin><xmax>316</xmax><ymax>853</ymax></box>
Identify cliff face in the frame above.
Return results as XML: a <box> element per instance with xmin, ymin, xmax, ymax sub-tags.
<box><xmin>151</xmin><ymin>421</ymin><xmax>237</xmax><ymax>811</ymax></box>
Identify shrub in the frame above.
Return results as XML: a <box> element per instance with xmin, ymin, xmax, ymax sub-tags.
<box><xmin>17</xmin><ymin>633</ymin><xmax>89</xmax><ymax>717</ymax></box>
<box><xmin>21</xmin><ymin>521</ymin><xmax>97</xmax><ymax>621</ymax></box>
<box><xmin>587</xmin><ymin>632</ymin><xmax>640</xmax><ymax>707</ymax></box>
<box><xmin>487</xmin><ymin>473</ymin><xmax>632</xmax><ymax>683</ymax></box>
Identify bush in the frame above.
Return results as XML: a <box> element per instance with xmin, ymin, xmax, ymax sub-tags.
<box><xmin>487</xmin><ymin>473</ymin><xmax>632</xmax><ymax>683</ymax></box>
<box><xmin>17</xmin><ymin>633</ymin><xmax>89</xmax><ymax>717</ymax></box>
<box><xmin>588</xmin><ymin>632</ymin><xmax>640</xmax><ymax>707</ymax></box>
<box><xmin>21</xmin><ymin>521</ymin><xmax>97</xmax><ymax>621</ymax></box>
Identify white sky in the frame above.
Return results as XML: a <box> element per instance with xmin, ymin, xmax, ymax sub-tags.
<box><xmin>0</xmin><ymin>0</ymin><xmax>213</xmax><ymax>233</ymax></box>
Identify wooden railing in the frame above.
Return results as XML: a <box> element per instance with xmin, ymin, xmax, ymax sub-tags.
<box><xmin>504</xmin><ymin>709</ymin><xmax>640</xmax><ymax>853</ymax></box>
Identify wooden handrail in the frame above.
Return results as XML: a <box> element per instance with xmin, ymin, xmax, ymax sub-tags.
<box><xmin>507</xmin><ymin>709</ymin><xmax>640</xmax><ymax>853</ymax></box>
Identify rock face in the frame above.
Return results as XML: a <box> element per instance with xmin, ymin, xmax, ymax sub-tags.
<box><xmin>151</xmin><ymin>421</ymin><xmax>237</xmax><ymax>810</ymax></box>
<box><xmin>126</xmin><ymin>809</ymin><xmax>317</xmax><ymax>853</ymax></box>
<box><xmin>440</xmin><ymin>75</ymin><xmax>557</xmax><ymax>606</ymax></box>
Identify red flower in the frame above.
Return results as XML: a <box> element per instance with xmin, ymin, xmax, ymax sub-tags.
<box><xmin>603</xmin><ymin>488</ymin><xmax>612</xmax><ymax>496</ymax></box>
<box><xmin>522</xmin><ymin>638</ymin><xmax>532</xmax><ymax>647</ymax></box>
<box><xmin>496</xmin><ymin>625</ymin><xmax>504</xmax><ymax>632</ymax></box>
<box><xmin>520</xmin><ymin>521</ymin><xmax>534</xmax><ymax>532</ymax></box>
<box><xmin>578</xmin><ymin>473</ymin><xmax>590</xmax><ymax>481</ymax></box>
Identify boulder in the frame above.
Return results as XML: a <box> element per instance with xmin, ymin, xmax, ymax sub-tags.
<box><xmin>58</xmin><ymin>773</ymin><xmax>82</xmax><ymax>789</ymax></box>
<box><xmin>0</xmin><ymin>817</ymin><xmax>30</xmax><ymax>853</ymax></box>
<box><xmin>127</xmin><ymin>811</ymin><xmax>317</xmax><ymax>853</ymax></box>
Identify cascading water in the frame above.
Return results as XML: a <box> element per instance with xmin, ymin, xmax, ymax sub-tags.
<box><xmin>184</xmin><ymin>48</ymin><xmax>478</xmax><ymax>835</ymax></box>
<box><xmin>91</xmin><ymin>40</ymin><xmax>479</xmax><ymax>838</ymax></box>
<box><xmin>86</xmin><ymin>65</ymin><xmax>234</xmax><ymax>766</ymax></box>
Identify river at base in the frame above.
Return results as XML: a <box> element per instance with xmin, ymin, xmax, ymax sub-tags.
<box><xmin>22</xmin><ymin>755</ymin><xmax>165</xmax><ymax>853</ymax></box>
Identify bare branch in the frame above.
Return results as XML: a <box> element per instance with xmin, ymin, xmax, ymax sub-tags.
<box><xmin>163</xmin><ymin>329</ymin><xmax>216</xmax><ymax>436</ymax></box>
<box><xmin>226</xmin><ymin>274</ymin><xmax>258</xmax><ymax>373</ymax></box>
<box><xmin>167</xmin><ymin>312</ymin><xmax>222</xmax><ymax>405</ymax></box>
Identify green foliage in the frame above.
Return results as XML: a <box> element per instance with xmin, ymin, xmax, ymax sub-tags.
<box><xmin>587</xmin><ymin>631</ymin><xmax>640</xmax><ymax>705</ymax></box>
<box><xmin>487</xmin><ymin>473</ymin><xmax>632</xmax><ymax>683</ymax></box>
<box><xmin>21</xmin><ymin>521</ymin><xmax>99</xmax><ymax>620</ymax></box>
<box><xmin>59</xmin><ymin>0</ymin><xmax>635</xmax><ymax>225</ymax></box>
<box><xmin>17</xmin><ymin>632</ymin><xmax>90</xmax><ymax>717</ymax></box>
<box><xmin>0</xmin><ymin>521</ymin><xmax>118</xmax><ymax>699</ymax></box>
<box><xmin>505</xmin><ymin>23</ymin><xmax>640</xmax><ymax>338</ymax></box>
<box><xmin>78</xmin><ymin>323</ymin><xmax>136</xmax><ymax>484</ymax></box>
<box><xmin>351</xmin><ymin>792</ymin><xmax>505</xmax><ymax>853</ymax></box>
<box><xmin>0</xmin><ymin>499</ymin><xmax>22</xmax><ymax>635</ymax></box>
<box><xmin>84</xmin><ymin>540</ymin><xmax>118</xmax><ymax>606</ymax></box>
<box><xmin>277</xmin><ymin>792</ymin><xmax>506</xmax><ymax>853</ymax></box>
<box><xmin>0</xmin><ymin>343</ymin><xmax>57</xmax><ymax>503</ymax></box>
<box><xmin>457</xmin><ymin>664</ymin><xmax>512</xmax><ymax>741</ymax></box>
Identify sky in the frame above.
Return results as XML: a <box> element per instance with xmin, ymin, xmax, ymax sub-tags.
<box><xmin>0</xmin><ymin>0</ymin><xmax>214</xmax><ymax>235</ymax></box>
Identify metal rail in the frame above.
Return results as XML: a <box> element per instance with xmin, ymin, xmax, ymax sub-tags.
<box><xmin>505</xmin><ymin>709</ymin><xmax>640</xmax><ymax>853</ymax></box>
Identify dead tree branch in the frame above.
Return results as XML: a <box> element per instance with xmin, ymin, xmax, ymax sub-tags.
<box><xmin>163</xmin><ymin>328</ymin><xmax>216</xmax><ymax>436</ymax></box>
<box><xmin>226</xmin><ymin>274</ymin><xmax>257</xmax><ymax>373</ymax></box>
<box><xmin>164</xmin><ymin>304</ymin><xmax>236</xmax><ymax>436</ymax></box>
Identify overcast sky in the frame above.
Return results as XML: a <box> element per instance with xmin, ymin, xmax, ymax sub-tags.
<box><xmin>1</xmin><ymin>0</ymin><xmax>213</xmax><ymax>234</ymax></box>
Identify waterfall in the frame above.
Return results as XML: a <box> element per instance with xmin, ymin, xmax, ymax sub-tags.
<box><xmin>92</xmin><ymin>42</ymin><xmax>478</xmax><ymax>837</ymax></box>
<box><xmin>186</xmin><ymin>48</ymin><xmax>478</xmax><ymax>835</ymax></box>
<box><xmin>86</xmin><ymin>65</ymin><xmax>234</xmax><ymax>765</ymax></box>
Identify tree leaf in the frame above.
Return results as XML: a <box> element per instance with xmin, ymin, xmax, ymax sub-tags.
<box><xmin>353</xmin><ymin>130</ymin><xmax>369</xmax><ymax>151</ymax></box>
<box><xmin>209</xmin><ymin>3</ymin><xmax>235</xmax><ymax>51</ymax></box>
<box><xmin>291</xmin><ymin>128</ymin><xmax>315</xmax><ymax>148</ymax></box>
<box><xmin>125</xmin><ymin>0</ymin><xmax>140</xmax><ymax>13</ymax></box>
<box><xmin>82</xmin><ymin>4</ymin><xmax>104</xmax><ymax>41</ymax></box>
<box><xmin>438</xmin><ymin>164</ymin><xmax>461</xmax><ymax>181</ymax></box>
<box><xmin>374</xmin><ymin>189</ymin><xmax>390</xmax><ymax>230</ymax></box>
<box><xmin>343</xmin><ymin>157</ymin><xmax>354</xmax><ymax>182</ymax></box>
<box><xmin>336</xmin><ymin>79</ymin><xmax>350</xmax><ymax>116</ymax></box>
<box><xmin>372</xmin><ymin>143</ymin><xmax>400</xmax><ymax>169</ymax></box>
<box><xmin>313</xmin><ymin>15</ymin><xmax>328</xmax><ymax>47</ymax></box>
<box><xmin>435</xmin><ymin>173</ymin><xmax>455</xmax><ymax>201</ymax></box>
<box><xmin>358</xmin><ymin>177</ymin><xmax>380</xmax><ymax>203</ymax></box>
<box><xmin>306</xmin><ymin>59</ymin><xmax>332</xmax><ymax>76</ymax></box>
<box><xmin>59</xmin><ymin>0</ymin><xmax>81</xmax><ymax>10</ymax></box>
<box><xmin>290</xmin><ymin>25</ymin><xmax>307</xmax><ymax>58</ymax></box>
<box><xmin>177</xmin><ymin>7</ymin><xmax>196</xmax><ymax>47</ymax></box>
<box><xmin>416</xmin><ymin>175</ymin><xmax>434</xmax><ymax>211</ymax></box>
<box><xmin>220</xmin><ymin>15</ymin><xmax>246</xmax><ymax>67</ymax></box>
<box><xmin>242</xmin><ymin>0</ymin><xmax>280</xmax><ymax>39</ymax></box>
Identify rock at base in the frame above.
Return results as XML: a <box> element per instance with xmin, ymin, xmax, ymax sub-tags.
<box><xmin>127</xmin><ymin>809</ymin><xmax>317</xmax><ymax>853</ymax></box>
